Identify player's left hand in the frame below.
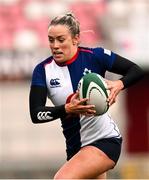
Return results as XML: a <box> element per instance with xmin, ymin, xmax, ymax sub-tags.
<box><xmin>105</xmin><ymin>79</ymin><xmax>124</xmax><ymax>106</ymax></box>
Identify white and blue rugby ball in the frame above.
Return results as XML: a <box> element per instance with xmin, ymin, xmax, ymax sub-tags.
<box><xmin>78</xmin><ymin>73</ymin><xmax>109</xmax><ymax>115</ymax></box>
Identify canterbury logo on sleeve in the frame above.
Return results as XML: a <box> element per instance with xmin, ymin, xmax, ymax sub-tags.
<box><xmin>37</xmin><ymin>111</ymin><xmax>53</xmax><ymax>121</ymax></box>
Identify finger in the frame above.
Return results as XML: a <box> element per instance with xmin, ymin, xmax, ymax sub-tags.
<box><xmin>109</xmin><ymin>92</ymin><xmax>117</xmax><ymax>106</ymax></box>
<box><xmin>107</xmin><ymin>89</ymin><xmax>114</xmax><ymax>101</ymax></box>
<box><xmin>106</xmin><ymin>84</ymin><xmax>113</xmax><ymax>90</ymax></box>
<box><xmin>85</xmin><ymin>104</ymin><xmax>96</xmax><ymax>109</ymax></box>
<box><xmin>71</xmin><ymin>92</ymin><xmax>79</xmax><ymax>100</ymax></box>
<box><xmin>109</xmin><ymin>98</ymin><xmax>116</xmax><ymax>106</ymax></box>
<box><xmin>77</xmin><ymin>104</ymin><xmax>95</xmax><ymax>110</ymax></box>
<box><xmin>109</xmin><ymin>96</ymin><xmax>115</xmax><ymax>106</ymax></box>
<box><xmin>84</xmin><ymin>109</ymin><xmax>96</xmax><ymax>116</ymax></box>
<box><xmin>78</xmin><ymin>98</ymin><xmax>88</xmax><ymax>105</ymax></box>
<box><xmin>107</xmin><ymin>89</ymin><xmax>116</xmax><ymax>105</ymax></box>
<box><xmin>104</xmin><ymin>80</ymin><xmax>112</xmax><ymax>89</ymax></box>
<box><xmin>87</xmin><ymin>109</ymin><xmax>96</xmax><ymax>114</ymax></box>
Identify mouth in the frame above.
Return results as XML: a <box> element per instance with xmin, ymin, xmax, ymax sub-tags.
<box><xmin>53</xmin><ymin>51</ymin><xmax>63</xmax><ymax>56</ymax></box>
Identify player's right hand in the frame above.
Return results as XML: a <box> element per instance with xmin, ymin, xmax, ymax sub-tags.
<box><xmin>65</xmin><ymin>92</ymin><xmax>96</xmax><ymax>116</ymax></box>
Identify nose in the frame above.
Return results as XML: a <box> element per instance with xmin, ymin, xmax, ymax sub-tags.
<box><xmin>52</xmin><ymin>40</ymin><xmax>60</xmax><ymax>49</ymax></box>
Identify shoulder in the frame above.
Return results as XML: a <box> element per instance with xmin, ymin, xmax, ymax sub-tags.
<box><xmin>32</xmin><ymin>56</ymin><xmax>53</xmax><ymax>79</ymax></box>
<box><xmin>31</xmin><ymin>56</ymin><xmax>53</xmax><ymax>87</ymax></box>
<box><xmin>90</xmin><ymin>46</ymin><xmax>116</xmax><ymax>60</ymax></box>
<box><xmin>79</xmin><ymin>46</ymin><xmax>116</xmax><ymax>70</ymax></box>
<box><xmin>78</xmin><ymin>46</ymin><xmax>94</xmax><ymax>54</ymax></box>
<box><xmin>78</xmin><ymin>46</ymin><xmax>108</xmax><ymax>56</ymax></box>
<box><xmin>34</xmin><ymin>56</ymin><xmax>53</xmax><ymax>71</ymax></box>
<box><xmin>92</xmin><ymin>47</ymin><xmax>112</xmax><ymax>56</ymax></box>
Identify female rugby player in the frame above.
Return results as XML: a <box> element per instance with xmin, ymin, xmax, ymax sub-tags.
<box><xmin>29</xmin><ymin>13</ymin><xmax>143</xmax><ymax>179</ymax></box>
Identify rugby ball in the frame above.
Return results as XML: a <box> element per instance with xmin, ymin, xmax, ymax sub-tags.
<box><xmin>78</xmin><ymin>73</ymin><xmax>109</xmax><ymax>115</ymax></box>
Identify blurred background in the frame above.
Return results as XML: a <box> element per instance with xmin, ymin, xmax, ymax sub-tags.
<box><xmin>0</xmin><ymin>0</ymin><xmax>149</xmax><ymax>178</ymax></box>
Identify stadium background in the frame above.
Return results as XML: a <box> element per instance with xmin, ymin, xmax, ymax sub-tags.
<box><xmin>0</xmin><ymin>0</ymin><xmax>149</xmax><ymax>178</ymax></box>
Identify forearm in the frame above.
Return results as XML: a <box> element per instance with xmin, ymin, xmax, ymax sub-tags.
<box><xmin>110</xmin><ymin>54</ymin><xmax>144</xmax><ymax>88</ymax></box>
<box><xmin>29</xmin><ymin>85</ymin><xmax>67</xmax><ymax>123</ymax></box>
<box><xmin>119</xmin><ymin>64</ymin><xmax>144</xmax><ymax>88</ymax></box>
<box><xmin>30</xmin><ymin>105</ymin><xmax>67</xmax><ymax>123</ymax></box>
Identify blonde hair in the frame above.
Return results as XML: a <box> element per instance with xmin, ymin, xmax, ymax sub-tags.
<box><xmin>49</xmin><ymin>13</ymin><xmax>80</xmax><ymax>37</ymax></box>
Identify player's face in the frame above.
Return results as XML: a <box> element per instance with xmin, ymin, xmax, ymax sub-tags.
<box><xmin>48</xmin><ymin>25</ymin><xmax>79</xmax><ymax>63</ymax></box>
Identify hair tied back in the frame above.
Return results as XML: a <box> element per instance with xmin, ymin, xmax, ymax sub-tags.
<box><xmin>66</xmin><ymin>13</ymin><xmax>75</xmax><ymax>18</ymax></box>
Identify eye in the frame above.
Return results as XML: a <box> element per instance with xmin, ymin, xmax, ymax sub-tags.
<box><xmin>48</xmin><ymin>37</ymin><xmax>54</xmax><ymax>43</ymax></box>
<box><xmin>58</xmin><ymin>38</ymin><xmax>65</xmax><ymax>43</ymax></box>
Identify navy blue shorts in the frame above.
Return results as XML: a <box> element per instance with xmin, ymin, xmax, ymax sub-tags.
<box><xmin>67</xmin><ymin>137</ymin><xmax>122</xmax><ymax>164</ymax></box>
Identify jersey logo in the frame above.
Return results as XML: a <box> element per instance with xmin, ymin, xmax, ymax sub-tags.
<box><xmin>104</xmin><ymin>49</ymin><xmax>111</xmax><ymax>56</ymax></box>
<box><xmin>37</xmin><ymin>111</ymin><xmax>53</xmax><ymax>121</ymax></box>
<box><xmin>83</xmin><ymin>68</ymin><xmax>92</xmax><ymax>75</ymax></box>
<box><xmin>49</xmin><ymin>78</ymin><xmax>61</xmax><ymax>88</ymax></box>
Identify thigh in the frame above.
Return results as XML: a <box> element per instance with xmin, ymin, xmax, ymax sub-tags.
<box><xmin>54</xmin><ymin>146</ymin><xmax>115</xmax><ymax>179</ymax></box>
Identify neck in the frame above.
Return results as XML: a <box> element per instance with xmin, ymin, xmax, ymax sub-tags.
<box><xmin>55</xmin><ymin>47</ymin><xmax>79</xmax><ymax>66</ymax></box>
<box><xmin>69</xmin><ymin>46</ymin><xmax>78</xmax><ymax>59</ymax></box>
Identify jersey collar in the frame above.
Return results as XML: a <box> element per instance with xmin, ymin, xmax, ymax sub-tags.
<box><xmin>54</xmin><ymin>48</ymin><xmax>79</xmax><ymax>66</ymax></box>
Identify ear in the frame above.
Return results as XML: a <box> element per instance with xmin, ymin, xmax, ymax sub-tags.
<box><xmin>72</xmin><ymin>34</ymin><xmax>80</xmax><ymax>45</ymax></box>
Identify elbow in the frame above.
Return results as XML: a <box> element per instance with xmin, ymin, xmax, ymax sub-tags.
<box><xmin>30</xmin><ymin>110</ymin><xmax>41</xmax><ymax>124</ymax></box>
<box><xmin>136</xmin><ymin>65</ymin><xmax>145</xmax><ymax>81</ymax></box>
<box><xmin>29</xmin><ymin>107</ymin><xmax>42</xmax><ymax>124</ymax></box>
<box><xmin>30</xmin><ymin>114</ymin><xmax>40</xmax><ymax>124</ymax></box>
<box><xmin>31</xmin><ymin>119</ymin><xmax>39</xmax><ymax>124</ymax></box>
<box><xmin>140</xmin><ymin>67</ymin><xmax>145</xmax><ymax>79</ymax></box>
<box><xmin>30</xmin><ymin>111</ymin><xmax>52</xmax><ymax>124</ymax></box>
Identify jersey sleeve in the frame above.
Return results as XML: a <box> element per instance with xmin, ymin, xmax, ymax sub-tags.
<box><xmin>110</xmin><ymin>54</ymin><xmax>144</xmax><ymax>88</ymax></box>
<box><xmin>93</xmin><ymin>47</ymin><xmax>116</xmax><ymax>71</ymax></box>
<box><xmin>29</xmin><ymin>85</ymin><xmax>67</xmax><ymax>123</ymax></box>
<box><xmin>31</xmin><ymin>63</ymin><xmax>46</xmax><ymax>87</ymax></box>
